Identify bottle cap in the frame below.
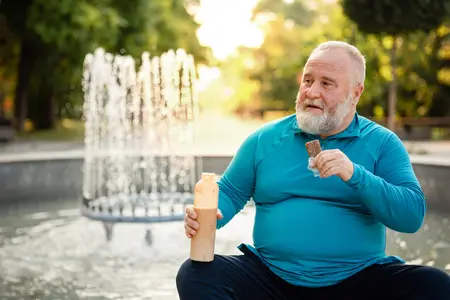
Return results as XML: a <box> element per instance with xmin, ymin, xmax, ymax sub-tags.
<box><xmin>201</xmin><ymin>172</ymin><xmax>215</xmax><ymax>181</ymax></box>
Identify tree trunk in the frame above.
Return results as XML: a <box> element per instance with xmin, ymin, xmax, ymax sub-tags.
<box><xmin>0</xmin><ymin>91</ymin><xmax>4</xmax><ymax>119</ymax></box>
<box><xmin>29</xmin><ymin>79</ymin><xmax>56</xmax><ymax>130</ymax></box>
<box><xmin>427</xmin><ymin>33</ymin><xmax>449</xmax><ymax>117</ymax></box>
<box><xmin>13</xmin><ymin>38</ymin><xmax>37</xmax><ymax>133</ymax></box>
<box><xmin>387</xmin><ymin>36</ymin><xmax>398</xmax><ymax>131</ymax></box>
<box><xmin>38</xmin><ymin>92</ymin><xmax>56</xmax><ymax>130</ymax></box>
<box><xmin>428</xmin><ymin>85</ymin><xmax>450</xmax><ymax>117</ymax></box>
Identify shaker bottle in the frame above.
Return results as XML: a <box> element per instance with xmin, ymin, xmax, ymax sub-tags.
<box><xmin>189</xmin><ymin>172</ymin><xmax>219</xmax><ymax>262</ymax></box>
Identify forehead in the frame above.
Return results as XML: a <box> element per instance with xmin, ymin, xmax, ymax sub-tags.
<box><xmin>303</xmin><ymin>49</ymin><xmax>352</xmax><ymax>78</ymax></box>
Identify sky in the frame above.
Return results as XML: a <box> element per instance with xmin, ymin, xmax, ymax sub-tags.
<box><xmin>193</xmin><ymin>0</ymin><xmax>264</xmax><ymax>89</ymax></box>
<box><xmin>191</xmin><ymin>0</ymin><xmax>336</xmax><ymax>89</ymax></box>
<box><xmin>193</xmin><ymin>0</ymin><xmax>337</xmax><ymax>60</ymax></box>
<box><xmin>191</xmin><ymin>0</ymin><xmax>337</xmax><ymax>88</ymax></box>
<box><xmin>194</xmin><ymin>0</ymin><xmax>264</xmax><ymax>60</ymax></box>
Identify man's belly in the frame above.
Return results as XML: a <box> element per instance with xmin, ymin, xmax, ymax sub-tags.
<box><xmin>253</xmin><ymin>197</ymin><xmax>386</xmax><ymax>264</ymax></box>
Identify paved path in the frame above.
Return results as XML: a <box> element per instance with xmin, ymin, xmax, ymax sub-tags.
<box><xmin>2</xmin><ymin>139</ymin><xmax>450</xmax><ymax>160</ymax></box>
<box><xmin>0</xmin><ymin>113</ymin><xmax>449</xmax><ymax>163</ymax></box>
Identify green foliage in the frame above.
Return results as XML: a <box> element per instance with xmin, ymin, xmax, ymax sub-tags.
<box><xmin>28</xmin><ymin>0</ymin><xmax>125</xmax><ymax>52</ymax></box>
<box><xmin>244</xmin><ymin>0</ymin><xmax>316</xmax><ymax>112</ymax></box>
<box><xmin>197</xmin><ymin>47</ymin><xmax>261</xmax><ymax>114</ymax></box>
<box><xmin>218</xmin><ymin>0</ymin><xmax>450</xmax><ymax>119</ymax></box>
<box><xmin>250</xmin><ymin>19</ymin><xmax>306</xmax><ymax>111</ymax></box>
<box><xmin>243</xmin><ymin>0</ymin><xmax>390</xmax><ymax>113</ymax></box>
<box><xmin>0</xmin><ymin>0</ymin><xmax>209</xmax><ymax>130</ymax></box>
<box><xmin>341</xmin><ymin>0</ymin><xmax>450</xmax><ymax>35</ymax></box>
<box><xmin>253</xmin><ymin>0</ymin><xmax>312</xmax><ymax>26</ymax></box>
<box><xmin>342</xmin><ymin>0</ymin><xmax>450</xmax><ymax>126</ymax></box>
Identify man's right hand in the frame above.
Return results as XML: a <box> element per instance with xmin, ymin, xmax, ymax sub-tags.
<box><xmin>184</xmin><ymin>205</ymin><xmax>223</xmax><ymax>238</ymax></box>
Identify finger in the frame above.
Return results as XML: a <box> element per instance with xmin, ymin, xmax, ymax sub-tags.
<box><xmin>315</xmin><ymin>151</ymin><xmax>334</xmax><ymax>170</ymax></box>
<box><xmin>185</xmin><ymin>205</ymin><xmax>197</xmax><ymax>219</ymax></box>
<box><xmin>316</xmin><ymin>150</ymin><xmax>340</xmax><ymax>170</ymax></box>
<box><xmin>314</xmin><ymin>151</ymin><xmax>331</xmax><ymax>169</ymax></box>
<box><xmin>185</xmin><ymin>223</ymin><xmax>197</xmax><ymax>236</ymax></box>
<box><xmin>186</xmin><ymin>216</ymin><xmax>199</xmax><ymax>230</ymax></box>
<box><xmin>217</xmin><ymin>209</ymin><xmax>223</xmax><ymax>220</ymax></box>
<box><xmin>185</xmin><ymin>231</ymin><xmax>193</xmax><ymax>238</ymax></box>
<box><xmin>320</xmin><ymin>160</ymin><xmax>337</xmax><ymax>175</ymax></box>
<box><xmin>321</xmin><ymin>165</ymin><xmax>340</xmax><ymax>178</ymax></box>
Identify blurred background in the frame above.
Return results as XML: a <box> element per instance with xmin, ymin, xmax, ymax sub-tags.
<box><xmin>1</xmin><ymin>0</ymin><xmax>450</xmax><ymax>147</ymax></box>
<box><xmin>1</xmin><ymin>1</ymin><xmax>450</xmax><ymax>299</ymax></box>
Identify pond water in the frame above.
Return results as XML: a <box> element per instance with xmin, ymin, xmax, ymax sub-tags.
<box><xmin>0</xmin><ymin>199</ymin><xmax>449</xmax><ymax>300</ymax></box>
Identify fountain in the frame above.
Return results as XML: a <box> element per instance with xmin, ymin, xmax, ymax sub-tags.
<box><xmin>80</xmin><ymin>48</ymin><xmax>199</xmax><ymax>243</ymax></box>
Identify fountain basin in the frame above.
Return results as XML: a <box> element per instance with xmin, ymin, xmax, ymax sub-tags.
<box><xmin>1</xmin><ymin>154</ymin><xmax>449</xmax><ymax>212</ymax></box>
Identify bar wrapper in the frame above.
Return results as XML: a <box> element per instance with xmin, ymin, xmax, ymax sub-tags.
<box><xmin>305</xmin><ymin>140</ymin><xmax>322</xmax><ymax>177</ymax></box>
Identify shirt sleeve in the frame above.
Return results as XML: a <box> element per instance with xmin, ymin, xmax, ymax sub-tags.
<box><xmin>345</xmin><ymin>132</ymin><xmax>426</xmax><ymax>233</ymax></box>
<box><xmin>216</xmin><ymin>132</ymin><xmax>258</xmax><ymax>229</ymax></box>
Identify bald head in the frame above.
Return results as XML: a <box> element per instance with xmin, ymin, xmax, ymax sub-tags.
<box><xmin>307</xmin><ymin>41</ymin><xmax>366</xmax><ymax>87</ymax></box>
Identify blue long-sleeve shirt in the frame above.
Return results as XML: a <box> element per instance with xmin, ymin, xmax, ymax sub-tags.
<box><xmin>216</xmin><ymin>113</ymin><xmax>426</xmax><ymax>287</ymax></box>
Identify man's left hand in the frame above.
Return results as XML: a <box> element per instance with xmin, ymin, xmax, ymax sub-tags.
<box><xmin>311</xmin><ymin>149</ymin><xmax>354</xmax><ymax>181</ymax></box>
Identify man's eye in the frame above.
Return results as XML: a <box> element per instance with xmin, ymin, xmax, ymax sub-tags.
<box><xmin>304</xmin><ymin>79</ymin><xmax>312</xmax><ymax>84</ymax></box>
<box><xmin>322</xmin><ymin>81</ymin><xmax>330</xmax><ymax>86</ymax></box>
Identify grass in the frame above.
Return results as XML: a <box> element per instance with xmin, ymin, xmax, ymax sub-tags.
<box><xmin>17</xmin><ymin>119</ymin><xmax>85</xmax><ymax>142</ymax></box>
<box><xmin>12</xmin><ymin>114</ymin><xmax>450</xmax><ymax>158</ymax></box>
<box><xmin>13</xmin><ymin>112</ymin><xmax>264</xmax><ymax>145</ymax></box>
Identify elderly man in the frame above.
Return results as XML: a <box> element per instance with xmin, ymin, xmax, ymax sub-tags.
<box><xmin>176</xmin><ymin>41</ymin><xmax>450</xmax><ymax>299</ymax></box>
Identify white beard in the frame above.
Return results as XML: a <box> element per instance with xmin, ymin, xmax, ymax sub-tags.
<box><xmin>296</xmin><ymin>94</ymin><xmax>353</xmax><ymax>135</ymax></box>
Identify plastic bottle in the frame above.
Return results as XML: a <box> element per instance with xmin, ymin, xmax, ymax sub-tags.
<box><xmin>189</xmin><ymin>172</ymin><xmax>219</xmax><ymax>262</ymax></box>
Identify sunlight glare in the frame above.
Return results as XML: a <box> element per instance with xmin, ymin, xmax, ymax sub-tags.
<box><xmin>195</xmin><ymin>0</ymin><xmax>264</xmax><ymax>60</ymax></box>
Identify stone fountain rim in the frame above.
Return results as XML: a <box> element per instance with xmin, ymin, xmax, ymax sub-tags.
<box><xmin>0</xmin><ymin>151</ymin><xmax>449</xmax><ymax>166</ymax></box>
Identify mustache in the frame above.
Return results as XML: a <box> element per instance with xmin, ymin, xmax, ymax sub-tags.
<box><xmin>301</xmin><ymin>99</ymin><xmax>325</xmax><ymax>109</ymax></box>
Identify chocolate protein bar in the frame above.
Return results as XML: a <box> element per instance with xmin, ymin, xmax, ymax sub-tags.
<box><xmin>305</xmin><ymin>139</ymin><xmax>322</xmax><ymax>157</ymax></box>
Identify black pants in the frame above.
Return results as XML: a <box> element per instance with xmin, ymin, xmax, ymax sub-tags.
<box><xmin>176</xmin><ymin>248</ymin><xmax>450</xmax><ymax>300</ymax></box>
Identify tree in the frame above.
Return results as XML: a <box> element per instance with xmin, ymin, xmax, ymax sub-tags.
<box><xmin>247</xmin><ymin>0</ymin><xmax>315</xmax><ymax>112</ymax></box>
<box><xmin>428</xmin><ymin>23</ymin><xmax>450</xmax><ymax>117</ymax></box>
<box><xmin>252</xmin><ymin>0</ymin><xmax>313</xmax><ymax>27</ymax></box>
<box><xmin>341</xmin><ymin>0</ymin><xmax>450</xmax><ymax>130</ymax></box>
<box><xmin>0</xmin><ymin>0</ymin><xmax>125</xmax><ymax>131</ymax></box>
<box><xmin>246</xmin><ymin>0</ymin><xmax>388</xmax><ymax>116</ymax></box>
<box><xmin>0</xmin><ymin>0</ymin><xmax>209</xmax><ymax>132</ymax></box>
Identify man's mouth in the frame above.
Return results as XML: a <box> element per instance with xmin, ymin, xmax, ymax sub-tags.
<box><xmin>305</xmin><ymin>104</ymin><xmax>323</xmax><ymax>110</ymax></box>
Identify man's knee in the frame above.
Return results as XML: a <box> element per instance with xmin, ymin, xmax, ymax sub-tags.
<box><xmin>176</xmin><ymin>257</ymin><xmax>231</xmax><ymax>299</ymax></box>
<box><xmin>176</xmin><ymin>258</ymin><xmax>217</xmax><ymax>294</ymax></box>
<box><xmin>176</xmin><ymin>259</ymin><xmax>195</xmax><ymax>292</ymax></box>
<box><xmin>413</xmin><ymin>266</ymin><xmax>450</xmax><ymax>295</ymax></box>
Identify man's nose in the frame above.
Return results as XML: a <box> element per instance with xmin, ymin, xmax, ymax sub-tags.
<box><xmin>306</xmin><ymin>82</ymin><xmax>321</xmax><ymax>99</ymax></box>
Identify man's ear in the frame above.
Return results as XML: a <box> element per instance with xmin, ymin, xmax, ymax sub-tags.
<box><xmin>353</xmin><ymin>84</ymin><xmax>364</xmax><ymax>104</ymax></box>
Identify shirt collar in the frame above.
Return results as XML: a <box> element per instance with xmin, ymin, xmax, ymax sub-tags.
<box><xmin>292</xmin><ymin>112</ymin><xmax>361</xmax><ymax>139</ymax></box>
